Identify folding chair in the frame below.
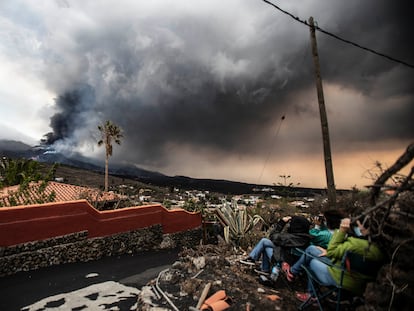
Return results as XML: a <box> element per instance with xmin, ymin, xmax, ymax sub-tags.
<box><xmin>298</xmin><ymin>250</ymin><xmax>381</xmax><ymax>311</ymax></box>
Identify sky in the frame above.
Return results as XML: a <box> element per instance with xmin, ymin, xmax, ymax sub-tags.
<box><xmin>1</xmin><ymin>0</ymin><xmax>413</xmax><ymax>190</ymax></box>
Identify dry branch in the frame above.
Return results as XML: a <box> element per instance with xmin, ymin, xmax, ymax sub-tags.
<box><xmin>369</xmin><ymin>143</ymin><xmax>414</xmax><ymax>205</ymax></box>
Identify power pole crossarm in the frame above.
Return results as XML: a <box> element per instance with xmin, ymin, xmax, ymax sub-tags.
<box><xmin>308</xmin><ymin>16</ymin><xmax>336</xmax><ymax>207</ymax></box>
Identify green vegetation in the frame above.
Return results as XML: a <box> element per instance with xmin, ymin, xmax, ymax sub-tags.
<box><xmin>215</xmin><ymin>200</ymin><xmax>264</xmax><ymax>248</ymax></box>
<box><xmin>0</xmin><ymin>157</ymin><xmax>58</xmax><ymax>188</ymax></box>
<box><xmin>0</xmin><ymin>157</ymin><xmax>58</xmax><ymax>207</ymax></box>
<box><xmin>1</xmin><ymin>157</ymin><xmax>41</xmax><ymax>187</ymax></box>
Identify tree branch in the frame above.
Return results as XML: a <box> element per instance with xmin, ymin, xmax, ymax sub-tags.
<box><xmin>370</xmin><ymin>143</ymin><xmax>414</xmax><ymax>205</ymax></box>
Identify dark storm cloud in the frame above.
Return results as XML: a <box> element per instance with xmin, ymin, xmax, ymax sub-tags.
<box><xmin>43</xmin><ymin>0</ymin><xmax>414</xmax><ymax>166</ymax></box>
<box><xmin>44</xmin><ymin>9</ymin><xmax>309</xmax><ymax>163</ymax></box>
<box><xmin>311</xmin><ymin>0</ymin><xmax>414</xmax><ymax>144</ymax></box>
<box><xmin>316</xmin><ymin>0</ymin><xmax>414</xmax><ymax>98</ymax></box>
<box><xmin>103</xmin><ymin>64</ymin><xmax>296</xmax><ymax>165</ymax></box>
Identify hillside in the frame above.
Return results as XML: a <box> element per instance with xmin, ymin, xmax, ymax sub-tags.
<box><xmin>0</xmin><ymin>139</ymin><xmax>336</xmax><ymax>196</ymax></box>
<box><xmin>39</xmin><ymin>163</ymin><xmax>164</xmax><ymax>194</ymax></box>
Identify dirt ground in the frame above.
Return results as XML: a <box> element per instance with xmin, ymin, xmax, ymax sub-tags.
<box><xmin>137</xmin><ymin>241</ymin><xmax>336</xmax><ymax>311</ymax></box>
<box><xmin>137</xmin><ymin>235</ymin><xmax>414</xmax><ymax>311</ymax></box>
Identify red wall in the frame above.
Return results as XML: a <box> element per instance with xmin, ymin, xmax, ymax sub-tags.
<box><xmin>0</xmin><ymin>200</ymin><xmax>202</xmax><ymax>247</ymax></box>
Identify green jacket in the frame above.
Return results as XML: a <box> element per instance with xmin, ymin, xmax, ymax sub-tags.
<box><xmin>326</xmin><ymin>230</ymin><xmax>384</xmax><ymax>295</ymax></box>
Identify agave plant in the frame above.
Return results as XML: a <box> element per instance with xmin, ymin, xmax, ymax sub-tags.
<box><xmin>215</xmin><ymin>200</ymin><xmax>264</xmax><ymax>246</ymax></box>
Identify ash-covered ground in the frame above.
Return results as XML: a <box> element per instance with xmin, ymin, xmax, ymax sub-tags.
<box><xmin>138</xmin><ymin>241</ymin><xmax>325</xmax><ymax>311</ymax></box>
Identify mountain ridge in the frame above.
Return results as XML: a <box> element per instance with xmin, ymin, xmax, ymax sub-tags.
<box><xmin>0</xmin><ymin>139</ymin><xmax>335</xmax><ymax>196</ymax></box>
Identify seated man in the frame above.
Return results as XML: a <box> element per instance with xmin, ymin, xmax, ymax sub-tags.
<box><xmin>240</xmin><ymin>215</ymin><xmax>311</xmax><ymax>275</ymax></box>
<box><xmin>295</xmin><ymin>217</ymin><xmax>384</xmax><ymax>302</ymax></box>
<box><xmin>281</xmin><ymin>208</ymin><xmax>345</xmax><ymax>281</ymax></box>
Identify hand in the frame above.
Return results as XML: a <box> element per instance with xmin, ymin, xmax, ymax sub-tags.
<box><xmin>340</xmin><ymin>218</ymin><xmax>350</xmax><ymax>232</ymax></box>
<box><xmin>356</xmin><ymin>220</ymin><xmax>369</xmax><ymax>236</ymax></box>
<box><xmin>315</xmin><ymin>246</ymin><xmax>327</xmax><ymax>257</ymax></box>
<box><xmin>313</xmin><ymin>216</ymin><xmax>322</xmax><ymax>226</ymax></box>
<box><xmin>282</xmin><ymin>216</ymin><xmax>292</xmax><ymax>222</ymax></box>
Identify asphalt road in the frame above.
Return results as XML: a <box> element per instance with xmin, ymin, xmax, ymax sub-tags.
<box><xmin>0</xmin><ymin>249</ymin><xmax>180</xmax><ymax>311</ymax></box>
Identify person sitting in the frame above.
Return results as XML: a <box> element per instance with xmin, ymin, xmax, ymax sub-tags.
<box><xmin>281</xmin><ymin>208</ymin><xmax>345</xmax><ymax>281</ymax></box>
<box><xmin>240</xmin><ymin>215</ymin><xmax>311</xmax><ymax>275</ymax></box>
<box><xmin>308</xmin><ymin>214</ymin><xmax>332</xmax><ymax>249</ymax></box>
<box><xmin>295</xmin><ymin>217</ymin><xmax>385</xmax><ymax>302</ymax></box>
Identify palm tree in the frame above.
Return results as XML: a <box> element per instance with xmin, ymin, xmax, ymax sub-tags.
<box><xmin>97</xmin><ymin>120</ymin><xmax>123</xmax><ymax>192</ymax></box>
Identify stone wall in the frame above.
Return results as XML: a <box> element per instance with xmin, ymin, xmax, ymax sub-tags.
<box><xmin>0</xmin><ymin>225</ymin><xmax>202</xmax><ymax>277</ymax></box>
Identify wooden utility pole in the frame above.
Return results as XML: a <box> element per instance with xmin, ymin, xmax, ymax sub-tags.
<box><xmin>308</xmin><ymin>16</ymin><xmax>336</xmax><ymax>207</ymax></box>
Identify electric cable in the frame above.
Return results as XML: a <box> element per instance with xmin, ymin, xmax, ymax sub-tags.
<box><xmin>255</xmin><ymin>44</ymin><xmax>309</xmax><ymax>186</ymax></box>
<box><xmin>257</xmin><ymin>115</ymin><xmax>285</xmax><ymax>185</ymax></box>
<box><xmin>262</xmin><ymin>0</ymin><xmax>414</xmax><ymax>69</ymax></box>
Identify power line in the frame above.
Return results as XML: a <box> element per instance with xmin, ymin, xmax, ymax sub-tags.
<box><xmin>262</xmin><ymin>0</ymin><xmax>414</xmax><ymax>69</ymax></box>
<box><xmin>257</xmin><ymin>115</ymin><xmax>285</xmax><ymax>185</ymax></box>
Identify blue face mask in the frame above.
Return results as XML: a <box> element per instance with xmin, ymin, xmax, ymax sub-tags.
<box><xmin>353</xmin><ymin>226</ymin><xmax>363</xmax><ymax>237</ymax></box>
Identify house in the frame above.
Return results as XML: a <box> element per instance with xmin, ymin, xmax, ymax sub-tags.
<box><xmin>0</xmin><ymin>181</ymin><xmax>122</xmax><ymax>207</ymax></box>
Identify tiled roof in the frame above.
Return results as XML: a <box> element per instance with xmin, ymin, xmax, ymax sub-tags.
<box><xmin>0</xmin><ymin>181</ymin><xmax>120</xmax><ymax>207</ymax></box>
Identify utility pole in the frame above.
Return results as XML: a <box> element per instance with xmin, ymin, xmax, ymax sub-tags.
<box><xmin>308</xmin><ymin>16</ymin><xmax>336</xmax><ymax>207</ymax></box>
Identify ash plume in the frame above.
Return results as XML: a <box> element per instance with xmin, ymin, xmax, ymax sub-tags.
<box><xmin>41</xmin><ymin>84</ymin><xmax>96</xmax><ymax>146</ymax></box>
<box><xmin>35</xmin><ymin>0</ymin><xmax>413</xmax><ymax>170</ymax></box>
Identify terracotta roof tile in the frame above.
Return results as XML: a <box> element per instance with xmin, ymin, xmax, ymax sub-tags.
<box><xmin>0</xmin><ymin>181</ymin><xmax>121</xmax><ymax>207</ymax></box>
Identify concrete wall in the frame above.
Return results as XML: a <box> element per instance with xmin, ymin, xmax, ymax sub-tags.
<box><xmin>0</xmin><ymin>200</ymin><xmax>202</xmax><ymax>276</ymax></box>
<box><xmin>0</xmin><ymin>200</ymin><xmax>202</xmax><ymax>246</ymax></box>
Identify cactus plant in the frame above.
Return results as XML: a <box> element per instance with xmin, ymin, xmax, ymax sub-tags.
<box><xmin>216</xmin><ymin>200</ymin><xmax>264</xmax><ymax>246</ymax></box>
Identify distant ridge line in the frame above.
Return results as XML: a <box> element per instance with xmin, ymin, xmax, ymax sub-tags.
<box><xmin>0</xmin><ymin>139</ymin><xmax>348</xmax><ymax>196</ymax></box>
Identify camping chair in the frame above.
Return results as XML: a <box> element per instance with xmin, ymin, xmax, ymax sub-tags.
<box><xmin>298</xmin><ymin>250</ymin><xmax>382</xmax><ymax>311</ymax></box>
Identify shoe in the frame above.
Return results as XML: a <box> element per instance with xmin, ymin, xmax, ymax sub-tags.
<box><xmin>296</xmin><ymin>292</ymin><xmax>318</xmax><ymax>307</ymax></box>
<box><xmin>258</xmin><ymin>275</ymin><xmax>273</xmax><ymax>287</ymax></box>
<box><xmin>326</xmin><ymin>293</ymin><xmax>352</xmax><ymax>305</ymax></box>
<box><xmin>239</xmin><ymin>257</ymin><xmax>256</xmax><ymax>266</ymax></box>
<box><xmin>295</xmin><ymin>292</ymin><xmax>312</xmax><ymax>302</ymax></box>
<box><xmin>254</xmin><ymin>268</ymin><xmax>270</xmax><ymax>276</ymax></box>
<box><xmin>281</xmin><ymin>262</ymin><xmax>294</xmax><ymax>282</ymax></box>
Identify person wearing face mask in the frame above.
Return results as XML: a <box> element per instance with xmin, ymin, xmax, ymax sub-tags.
<box><xmin>295</xmin><ymin>217</ymin><xmax>385</xmax><ymax>303</ymax></box>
